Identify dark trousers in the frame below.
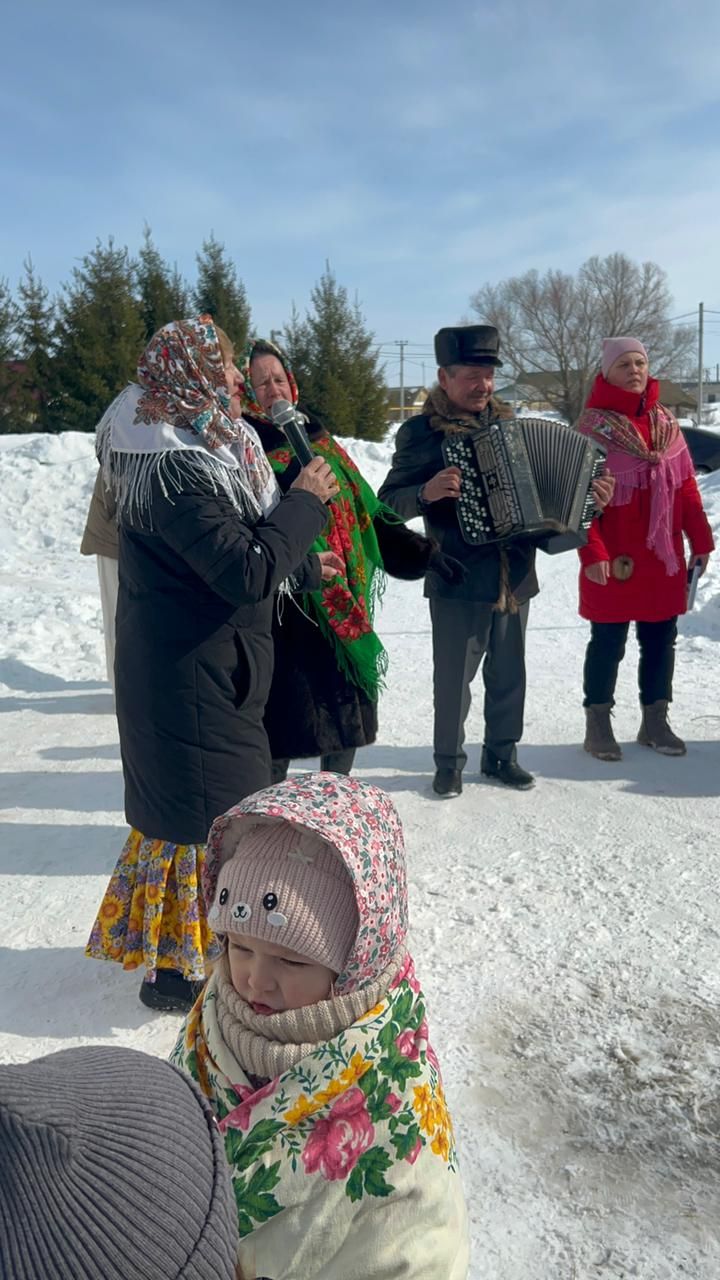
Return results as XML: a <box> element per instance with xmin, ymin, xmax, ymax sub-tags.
<box><xmin>271</xmin><ymin>749</ymin><xmax>356</xmax><ymax>784</ymax></box>
<box><xmin>430</xmin><ymin>597</ymin><xmax>529</xmax><ymax>771</ymax></box>
<box><xmin>583</xmin><ymin>618</ymin><xmax>678</xmax><ymax>707</ymax></box>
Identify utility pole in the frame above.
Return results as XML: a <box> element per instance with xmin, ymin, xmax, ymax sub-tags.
<box><xmin>697</xmin><ymin>302</ymin><xmax>704</xmax><ymax>425</ymax></box>
<box><xmin>395</xmin><ymin>340</ymin><xmax>407</xmax><ymax>422</ymax></box>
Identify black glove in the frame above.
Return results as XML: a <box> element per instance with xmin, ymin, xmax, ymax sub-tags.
<box><xmin>428</xmin><ymin>548</ymin><xmax>467</xmax><ymax>585</ymax></box>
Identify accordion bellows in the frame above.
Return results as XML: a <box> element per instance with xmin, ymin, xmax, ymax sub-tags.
<box><xmin>442</xmin><ymin>417</ymin><xmax>606</xmax><ymax>553</ymax></box>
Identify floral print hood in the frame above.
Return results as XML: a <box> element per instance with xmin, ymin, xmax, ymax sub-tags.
<box><xmin>202</xmin><ymin>773</ymin><xmax>408</xmax><ymax>996</ymax></box>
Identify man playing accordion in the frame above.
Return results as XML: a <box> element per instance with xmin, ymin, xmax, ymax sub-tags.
<box><xmin>379</xmin><ymin>325</ymin><xmax>537</xmax><ymax>798</ymax></box>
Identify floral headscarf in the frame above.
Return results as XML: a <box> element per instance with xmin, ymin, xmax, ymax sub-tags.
<box><xmin>136</xmin><ymin>314</ymin><xmax>239</xmax><ymax>451</ymax></box>
<box><xmin>96</xmin><ymin>317</ymin><xmax>280</xmax><ymax>526</ymax></box>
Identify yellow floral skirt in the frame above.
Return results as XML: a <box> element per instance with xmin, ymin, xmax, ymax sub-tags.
<box><xmin>85</xmin><ymin>829</ymin><xmax>220</xmax><ymax>982</ymax></box>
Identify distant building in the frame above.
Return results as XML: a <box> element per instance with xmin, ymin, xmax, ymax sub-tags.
<box><xmin>497</xmin><ymin>371</ymin><xmax>697</xmax><ymax>420</ymax></box>
<box><xmin>495</xmin><ymin>378</ymin><xmax>556</xmax><ymax>413</ymax></box>
<box><xmin>682</xmin><ymin>380</ymin><xmax>720</xmax><ymax>406</ymax></box>
<box><xmin>656</xmin><ymin>380</ymin><xmax>697</xmax><ymax>416</ymax></box>
<box><xmin>386</xmin><ymin>385</ymin><xmax>428</xmax><ymax>424</ymax></box>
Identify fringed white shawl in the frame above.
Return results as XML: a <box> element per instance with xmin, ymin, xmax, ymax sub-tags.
<box><xmin>97</xmin><ymin>383</ymin><xmax>280</xmax><ymax>529</ymax></box>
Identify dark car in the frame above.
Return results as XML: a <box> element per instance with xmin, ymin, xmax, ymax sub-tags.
<box><xmin>681</xmin><ymin>424</ymin><xmax>720</xmax><ymax>474</ymax></box>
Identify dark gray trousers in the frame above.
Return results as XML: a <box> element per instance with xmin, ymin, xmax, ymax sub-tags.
<box><xmin>430</xmin><ymin>597</ymin><xmax>529</xmax><ymax>771</ymax></box>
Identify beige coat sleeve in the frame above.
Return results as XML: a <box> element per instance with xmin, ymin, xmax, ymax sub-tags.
<box><xmin>80</xmin><ymin>468</ymin><xmax>119</xmax><ymax>559</ymax></box>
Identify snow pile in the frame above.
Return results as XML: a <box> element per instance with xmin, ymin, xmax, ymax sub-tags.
<box><xmin>683</xmin><ymin>471</ymin><xmax>720</xmax><ymax>644</ymax></box>
<box><xmin>345</xmin><ymin>435</ymin><xmax>397</xmax><ymax>495</ymax></box>
<box><xmin>1</xmin><ymin>432</ymin><xmax>720</xmax><ymax>1278</ymax></box>
<box><xmin>0</xmin><ymin>433</ymin><xmax>103</xmax><ymax>682</ymax></box>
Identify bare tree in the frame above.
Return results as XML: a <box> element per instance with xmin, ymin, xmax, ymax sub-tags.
<box><xmin>469</xmin><ymin>253</ymin><xmax>695</xmax><ymax>423</ymax></box>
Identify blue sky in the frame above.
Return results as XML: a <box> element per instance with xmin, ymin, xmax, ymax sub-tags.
<box><xmin>3</xmin><ymin>0</ymin><xmax>720</xmax><ymax>382</ymax></box>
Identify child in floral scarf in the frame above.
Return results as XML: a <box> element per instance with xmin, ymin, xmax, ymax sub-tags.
<box><xmin>171</xmin><ymin>773</ymin><xmax>469</xmax><ymax>1280</ymax></box>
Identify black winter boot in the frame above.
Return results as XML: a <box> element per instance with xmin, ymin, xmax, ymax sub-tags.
<box><xmin>481</xmin><ymin>748</ymin><xmax>534</xmax><ymax>790</ymax></box>
<box><xmin>320</xmin><ymin>748</ymin><xmax>356</xmax><ymax>775</ymax></box>
<box><xmin>271</xmin><ymin>758</ymin><xmax>290</xmax><ymax>784</ymax></box>
<box><xmin>432</xmin><ymin>768</ymin><xmax>463</xmax><ymax>798</ymax></box>
<box><xmin>139</xmin><ymin>969</ymin><xmax>205</xmax><ymax>1014</ymax></box>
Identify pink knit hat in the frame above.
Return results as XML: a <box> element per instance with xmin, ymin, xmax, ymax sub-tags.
<box><xmin>207</xmin><ymin>820</ymin><xmax>359</xmax><ymax>975</ymax></box>
<box><xmin>601</xmin><ymin>336</ymin><xmax>648</xmax><ymax>379</ymax></box>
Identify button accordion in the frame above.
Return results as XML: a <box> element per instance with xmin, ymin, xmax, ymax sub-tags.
<box><xmin>441</xmin><ymin>417</ymin><xmax>606</xmax><ymax>553</ymax></box>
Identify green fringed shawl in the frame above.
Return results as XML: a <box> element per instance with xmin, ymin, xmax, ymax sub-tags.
<box><xmin>237</xmin><ymin>336</ymin><xmax>391</xmax><ymax>700</ymax></box>
<box><xmin>269</xmin><ymin>433</ymin><xmax>389</xmax><ymax>701</ymax></box>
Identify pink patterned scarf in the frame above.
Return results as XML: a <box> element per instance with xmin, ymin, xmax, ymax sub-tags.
<box><xmin>577</xmin><ymin>404</ymin><xmax>694</xmax><ymax>574</ymax></box>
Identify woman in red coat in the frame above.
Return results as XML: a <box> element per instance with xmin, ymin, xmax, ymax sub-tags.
<box><xmin>577</xmin><ymin>336</ymin><xmax>714</xmax><ymax>761</ymax></box>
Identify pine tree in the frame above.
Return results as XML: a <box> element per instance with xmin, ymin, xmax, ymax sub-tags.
<box><xmin>281</xmin><ymin>302</ymin><xmax>312</xmax><ymax>389</ymax></box>
<box><xmin>345</xmin><ymin>294</ymin><xmax>390</xmax><ymax>441</ymax></box>
<box><xmin>53</xmin><ymin>238</ymin><xmax>145</xmax><ymax>432</ymax></box>
<box><xmin>169</xmin><ymin>264</ymin><xmax>191</xmax><ymax>318</ymax></box>
<box><xmin>291</xmin><ymin>264</ymin><xmax>387</xmax><ymax>440</ymax></box>
<box><xmin>137</xmin><ymin>225</ymin><xmax>190</xmax><ymax>342</ymax></box>
<box><xmin>0</xmin><ymin>278</ymin><xmax>19</xmax><ymax>433</ymax></box>
<box><xmin>14</xmin><ymin>258</ymin><xmax>56</xmax><ymax>433</ymax></box>
<box><xmin>193</xmin><ymin>234</ymin><xmax>251</xmax><ymax>349</ymax></box>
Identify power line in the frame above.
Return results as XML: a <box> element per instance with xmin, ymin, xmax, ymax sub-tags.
<box><xmin>376</xmin><ymin>347</ymin><xmax>435</xmax><ymax>356</ymax></box>
<box><xmin>395</xmin><ymin>340</ymin><xmax>408</xmax><ymax>422</ymax></box>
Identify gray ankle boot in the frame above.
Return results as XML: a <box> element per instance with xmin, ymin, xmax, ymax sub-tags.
<box><xmin>584</xmin><ymin>704</ymin><xmax>622</xmax><ymax>761</ymax></box>
<box><xmin>637</xmin><ymin>700</ymin><xmax>686</xmax><ymax>755</ymax></box>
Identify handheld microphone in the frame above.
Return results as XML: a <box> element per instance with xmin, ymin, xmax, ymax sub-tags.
<box><xmin>271</xmin><ymin>399</ymin><xmax>315</xmax><ymax>466</ymax></box>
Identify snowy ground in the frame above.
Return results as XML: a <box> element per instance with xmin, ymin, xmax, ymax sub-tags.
<box><xmin>1</xmin><ymin>432</ymin><xmax>719</xmax><ymax>1279</ymax></box>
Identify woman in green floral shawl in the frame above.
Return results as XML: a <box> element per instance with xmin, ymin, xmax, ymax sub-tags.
<box><xmin>238</xmin><ymin>338</ymin><xmax>464</xmax><ymax>780</ymax></box>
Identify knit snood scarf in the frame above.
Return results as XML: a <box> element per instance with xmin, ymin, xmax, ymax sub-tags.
<box><xmin>212</xmin><ymin>945</ymin><xmax>408</xmax><ymax>1080</ymax></box>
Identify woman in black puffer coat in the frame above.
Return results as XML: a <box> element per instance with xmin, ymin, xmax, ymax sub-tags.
<box><xmin>85</xmin><ymin>317</ymin><xmax>340</xmax><ymax>1012</ymax></box>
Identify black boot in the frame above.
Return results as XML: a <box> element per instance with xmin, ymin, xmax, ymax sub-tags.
<box><xmin>481</xmin><ymin>747</ymin><xmax>534</xmax><ymax>790</ymax></box>
<box><xmin>432</xmin><ymin>768</ymin><xmax>463</xmax><ymax>798</ymax></box>
<box><xmin>271</xmin><ymin>758</ymin><xmax>290</xmax><ymax>784</ymax></box>
<box><xmin>139</xmin><ymin>969</ymin><xmax>204</xmax><ymax>1014</ymax></box>
<box><xmin>320</xmin><ymin>748</ymin><xmax>356</xmax><ymax>775</ymax></box>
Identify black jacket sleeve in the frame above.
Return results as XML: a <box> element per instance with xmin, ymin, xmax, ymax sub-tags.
<box><xmin>377</xmin><ymin>419</ymin><xmax>438</xmax><ymax>520</ymax></box>
<box><xmin>150</xmin><ymin>475</ymin><xmax>329</xmax><ymax>608</ymax></box>
<box><xmin>374</xmin><ymin>512</ymin><xmax>433</xmax><ymax>580</ymax></box>
<box><xmin>288</xmin><ymin>552</ymin><xmax>323</xmax><ymax>593</ymax></box>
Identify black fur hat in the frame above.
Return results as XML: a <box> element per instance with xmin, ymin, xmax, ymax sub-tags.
<box><xmin>434</xmin><ymin>325</ymin><xmax>503</xmax><ymax>368</ymax></box>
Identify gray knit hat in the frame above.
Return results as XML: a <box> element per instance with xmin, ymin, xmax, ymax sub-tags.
<box><xmin>0</xmin><ymin>1045</ymin><xmax>238</xmax><ymax>1280</ymax></box>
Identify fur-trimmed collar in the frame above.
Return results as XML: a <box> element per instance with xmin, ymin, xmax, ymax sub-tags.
<box><xmin>422</xmin><ymin>384</ymin><xmax>513</xmax><ymax>434</ymax></box>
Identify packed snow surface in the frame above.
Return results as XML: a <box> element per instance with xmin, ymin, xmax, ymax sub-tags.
<box><xmin>1</xmin><ymin>431</ymin><xmax>719</xmax><ymax>1279</ymax></box>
